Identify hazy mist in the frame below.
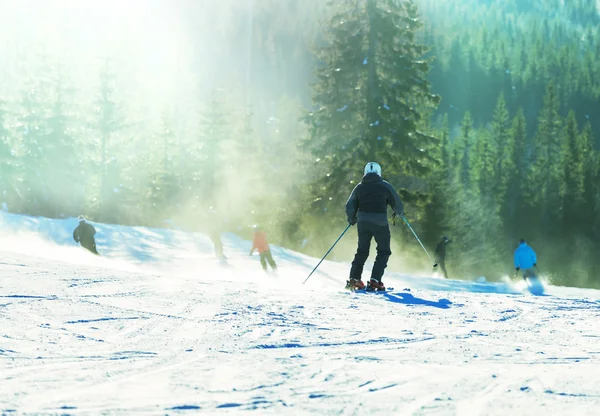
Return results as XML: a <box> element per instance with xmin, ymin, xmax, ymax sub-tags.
<box><xmin>2</xmin><ymin>0</ymin><xmax>600</xmax><ymax>287</ymax></box>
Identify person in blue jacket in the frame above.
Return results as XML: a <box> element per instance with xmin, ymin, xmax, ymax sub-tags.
<box><xmin>514</xmin><ymin>239</ymin><xmax>537</xmax><ymax>279</ymax></box>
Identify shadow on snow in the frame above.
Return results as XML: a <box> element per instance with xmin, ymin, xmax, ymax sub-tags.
<box><xmin>382</xmin><ymin>292</ymin><xmax>455</xmax><ymax>309</ymax></box>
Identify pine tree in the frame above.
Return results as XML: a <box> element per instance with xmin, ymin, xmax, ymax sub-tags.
<box><xmin>472</xmin><ymin>128</ymin><xmax>495</xmax><ymax>201</ymax></box>
<box><xmin>445</xmin><ymin>172</ymin><xmax>504</xmax><ymax>279</ymax></box>
<box><xmin>266</xmin><ymin>96</ymin><xmax>313</xmax><ymax>247</ymax></box>
<box><xmin>181</xmin><ymin>90</ymin><xmax>234</xmax><ymax>235</ymax></box>
<box><xmin>580</xmin><ymin>121</ymin><xmax>598</xmax><ymax>237</ymax></box>
<box><xmin>453</xmin><ymin>112</ymin><xmax>474</xmax><ymax>189</ymax></box>
<box><xmin>145</xmin><ymin>113</ymin><xmax>180</xmax><ymax>225</ymax></box>
<box><xmin>43</xmin><ymin>66</ymin><xmax>80</xmax><ymax>218</ymax></box>
<box><xmin>562</xmin><ymin>111</ymin><xmax>584</xmax><ymax>229</ymax></box>
<box><xmin>304</xmin><ymin>0</ymin><xmax>439</xmax><ymax>219</ymax></box>
<box><xmin>506</xmin><ymin>108</ymin><xmax>528</xmax><ymax>232</ymax></box>
<box><xmin>0</xmin><ymin>96</ymin><xmax>16</xmax><ymax>211</ymax></box>
<box><xmin>490</xmin><ymin>92</ymin><xmax>513</xmax><ymax>209</ymax></box>
<box><xmin>16</xmin><ymin>76</ymin><xmax>49</xmax><ymax>215</ymax></box>
<box><xmin>422</xmin><ymin>114</ymin><xmax>449</xmax><ymax>244</ymax></box>
<box><xmin>530</xmin><ymin>83</ymin><xmax>564</xmax><ymax>233</ymax></box>
<box><xmin>439</xmin><ymin>114</ymin><xmax>451</xmax><ymax>178</ymax></box>
<box><xmin>91</xmin><ymin>58</ymin><xmax>127</xmax><ymax>223</ymax></box>
<box><xmin>196</xmin><ymin>92</ymin><xmax>230</xmax><ymax>211</ymax></box>
<box><xmin>593</xmin><ymin>151</ymin><xmax>600</xmax><ymax>242</ymax></box>
<box><xmin>223</xmin><ymin>107</ymin><xmax>265</xmax><ymax>227</ymax></box>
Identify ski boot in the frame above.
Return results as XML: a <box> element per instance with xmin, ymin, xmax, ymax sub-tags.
<box><xmin>345</xmin><ymin>278</ymin><xmax>365</xmax><ymax>291</ymax></box>
<box><xmin>367</xmin><ymin>278</ymin><xmax>386</xmax><ymax>292</ymax></box>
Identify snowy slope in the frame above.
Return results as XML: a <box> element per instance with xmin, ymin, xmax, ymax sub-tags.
<box><xmin>1</xmin><ymin>212</ymin><xmax>599</xmax><ymax>415</ymax></box>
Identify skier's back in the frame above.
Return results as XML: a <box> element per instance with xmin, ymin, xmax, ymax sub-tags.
<box><xmin>73</xmin><ymin>215</ymin><xmax>98</xmax><ymax>254</ymax></box>
<box><xmin>345</xmin><ymin>162</ymin><xmax>404</xmax><ymax>291</ymax></box>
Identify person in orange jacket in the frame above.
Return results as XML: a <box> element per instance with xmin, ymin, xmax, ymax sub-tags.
<box><xmin>249</xmin><ymin>226</ymin><xmax>277</xmax><ymax>271</ymax></box>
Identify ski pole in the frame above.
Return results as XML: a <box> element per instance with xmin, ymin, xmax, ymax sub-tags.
<box><xmin>303</xmin><ymin>224</ymin><xmax>351</xmax><ymax>284</ymax></box>
<box><xmin>402</xmin><ymin>216</ymin><xmax>438</xmax><ymax>268</ymax></box>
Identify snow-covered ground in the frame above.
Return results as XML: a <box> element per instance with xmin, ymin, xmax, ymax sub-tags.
<box><xmin>1</xmin><ymin>212</ymin><xmax>599</xmax><ymax>415</ymax></box>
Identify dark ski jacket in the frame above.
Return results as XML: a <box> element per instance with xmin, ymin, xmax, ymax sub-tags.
<box><xmin>73</xmin><ymin>222</ymin><xmax>97</xmax><ymax>252</ymax></box>
<box><xmin>435</xmin><ymin>239</ymin><xmax>451</xmax><ymax>261</ymax></box>
<box><xmin>345</xmin><ymin>173</ymin><xmax>404</xmax><ymax>227</ymax></box>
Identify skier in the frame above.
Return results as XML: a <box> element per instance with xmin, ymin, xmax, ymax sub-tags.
<box><xmin>435</xmin><ymin>236</ymin><xmax>451</xmax><ymax>279</ymax></box>
<box><xmin>73</xmin><ymin>215</ymin><xmax>98</xmax><ymax>254</ymax></box>
<box><xmin>249</xmin><ymin>226</ymin><xmax>277</xmax><ymax>271</ymax></box>
<box><xmin>209</xmin><ymin>230</ymin><xmax>225</xmax><ymax>260</ymax></box>
<box><xmin>345</xmin><ymin>162</ymin><xmax>404</xmax><ymax>291</ymax></box>
<box><xmin>206</xmin><ymin>208</ymin><xmax>226</xmax><ymax>261</ymax></box>
<box><xmin>514</xmin><ymin>238</ymin><xmax>537</xmax><ymax>279</ymax></box>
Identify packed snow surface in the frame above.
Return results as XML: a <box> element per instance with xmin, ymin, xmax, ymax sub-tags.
<box><xmin>1</xmin><ymin>212</ymin><xmax>599</xmax><ymax>415</ymax></box>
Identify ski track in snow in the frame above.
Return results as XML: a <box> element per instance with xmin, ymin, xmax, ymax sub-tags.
<box><xmin>0</xmin><ymin>213</ymin><xmax>600</xmax><ymax>414</ymax></box>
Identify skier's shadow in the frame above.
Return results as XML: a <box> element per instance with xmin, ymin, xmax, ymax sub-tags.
<box><xmin>382</xmin><ymin>292</ymin><xmax>454</xmax><ymax>309</ymax></box>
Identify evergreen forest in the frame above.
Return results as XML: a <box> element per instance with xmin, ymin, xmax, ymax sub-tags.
<box><xmin>1</xmin><ymin>0</ymin><xmax>599</xmax><ymax>287</ymax></box>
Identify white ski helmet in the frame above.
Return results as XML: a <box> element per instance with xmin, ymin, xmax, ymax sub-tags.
<box><xmin>364</xmin><ymin>162</ymin><xmax>382</xmax><ymax>176</ymax></box>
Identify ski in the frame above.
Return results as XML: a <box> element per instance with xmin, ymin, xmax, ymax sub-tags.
<box><xmin>347</xmin><ymin>287</ymin><xmax>394</xmax><ymax>293</ymax></box>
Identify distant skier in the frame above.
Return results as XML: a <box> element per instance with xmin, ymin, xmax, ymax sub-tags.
<box><xmin>249</xmin><ymin>226</ymin><xmax>277</xmax><ymax>271</ymax></box>
<box><xmin>345</xmin><ymin>162</ymin><xmax>404</xmax><ymax>291</ymax></box>
<box><xmin>514</xmin><ymin>238</ymin><xmax>537</xmax><ymax>279</ymax></box>
<box><xmin>209</xmin><ymin>230</ymin><xmax>225</xmax><ymax>260</ymax></box>
<box><xmin>206</xmin><ymin>208</ymin><xmax>226</xmax><ymax>261</ymax></box>
<box><xmin>435</xmin><ymin>236</ymin><xmax>451</xmax><ymax>279</ymax></box>
<box><xmin>73</xmin><ymin>215</ymin><xmax>98</xmax><ymax>254</ymax></box>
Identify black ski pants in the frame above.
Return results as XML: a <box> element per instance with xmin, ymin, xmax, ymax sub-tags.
<box><xmin>349</xmin><ymin>221</ymin><xmax>391</xmax><ymax>282</ymax></box>
<box><xmin>260</xmin><ymin>251</ymin><xmax>277</xmax><ymax>271</ymax></box>
<box><xmin>81</xmin><ymin>240</ymin><xmax>99</xmax><ymax>255</ymax></box>
<box><xmin>438</xmin><ymin>259</ymin><xmax>448</xmax><ymax>279</ymax></box>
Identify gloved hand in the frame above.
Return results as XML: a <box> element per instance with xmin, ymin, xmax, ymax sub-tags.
<box><xmin>534</xmin><ymin>263</ymin><xmax>537</xmax><ymax>267</ymax></box>
<box><xmin>516</xmin><ymin>267</ymin><xmax>520</xmax><ymax>272</ymax></box>
<box><xmin>348</xmin><ymin>218</ymin><xmax>356</xmax><ymax>226</ymax></box>
<box><xmin>392</xmin><ymin>212</ymin><xmax>405</xmax><ymax>218</ymax></box>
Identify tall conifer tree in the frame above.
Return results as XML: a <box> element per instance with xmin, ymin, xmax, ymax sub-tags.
<box><xmin>304</xmin><ymin>0</ymin><xmax>439</xmax><ymax>219</ymax></box>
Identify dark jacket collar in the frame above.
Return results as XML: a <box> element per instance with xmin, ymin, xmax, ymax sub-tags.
<box><xmin>362</xmin><ymin>173</ymin><xmax>382</xmax><ymax>184</ymax></box>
